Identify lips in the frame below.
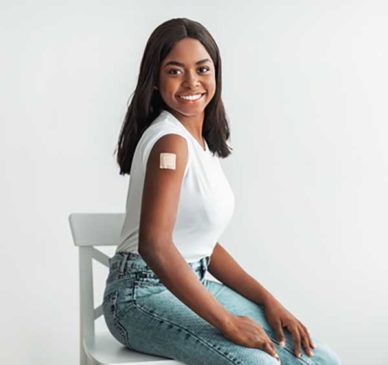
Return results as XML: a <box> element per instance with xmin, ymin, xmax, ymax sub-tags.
<box><xmin>177</xmin><ymin>92</ymin><xmax>206</xmax><ymax>97</ymax></box>
<box><xmin>177</xmin><ymin>93</ymin><xmax>206</xmax><ymax>103</ymax></box>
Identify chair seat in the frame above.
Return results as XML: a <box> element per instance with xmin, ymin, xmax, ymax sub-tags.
<box><xmin>84</xmin><ymin>330</ymin><xmax>186</xmax><ymax>365</ymax></box>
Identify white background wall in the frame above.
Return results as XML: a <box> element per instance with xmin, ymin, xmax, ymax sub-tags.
<box><xmin>1</xmin><ymin>0</ymin><xmax>387</xmax><ymax>364</ymax></box>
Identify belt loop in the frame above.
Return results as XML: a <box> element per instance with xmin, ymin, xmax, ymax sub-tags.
<box><xmin>202</xmin><ymin>256</ymin><xmax>208</xmax><ymax>272</ymax></box>
<box><xmin>200</xmin><ymin>257</ymin><xmax>207</xmax><ymax>278</ymax></box>
<box><xmin>118</xmin><ymin>252</ymin><xmax>129</xmax><ymax>274</ymax></box>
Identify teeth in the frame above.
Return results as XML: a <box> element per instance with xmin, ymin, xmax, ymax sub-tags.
<box><xmin>179</xmin><ymin>93</ymin><xmax>203</xmax><ymax>101</ymax></box>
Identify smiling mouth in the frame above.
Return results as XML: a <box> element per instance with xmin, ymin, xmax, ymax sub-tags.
<box><xmin>177</xmin><ymin>93</ymin><xmax>206</xmax><ymax>102</ymax></box>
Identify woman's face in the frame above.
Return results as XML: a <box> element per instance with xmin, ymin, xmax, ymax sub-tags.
<box><xmin>157</xmin><ymin>38</ymin><xmax>216</xmax><ymax>119</ymax></box>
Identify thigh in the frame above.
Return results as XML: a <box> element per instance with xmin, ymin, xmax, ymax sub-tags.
<box><xmin>206</xmin><ymin>279</ymin><xmax>342</xmax><ymax>365</ymax></box>
<box><xmin>103</xmin><ymin>271</ymin><xmax>341</xmax><ymax>365</ymax></box>
<box><xmin>109</xmin><ymin>278</ymin><xmax>280</xmax><ymax>365</ymax></box>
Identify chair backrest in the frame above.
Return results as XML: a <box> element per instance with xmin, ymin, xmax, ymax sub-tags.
<box><xmin>69</xmin><ymin>213</ymin><xmax>125</xmax><ymax>247</ymax></box>
<box><xmin>68</xmin><ymin>213</ymin><xmax>125</xmax><ymax>348</ymax></box>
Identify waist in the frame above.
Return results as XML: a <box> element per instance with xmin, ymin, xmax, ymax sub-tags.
<box><xmin>109</xmin><ymin>251</ymin><xmax>210</xmax><ymax>280</ymax></box>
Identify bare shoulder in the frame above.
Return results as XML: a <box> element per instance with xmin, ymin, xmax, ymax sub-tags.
<box><xmin>139</xmin><ymin>133</ymin><xmax>189</xmax><ymax>244</ymax></box>
<box><xmin>146</xmin><ymin>133</ymin><xmax>189</xmax><ymax>174</ymax></box>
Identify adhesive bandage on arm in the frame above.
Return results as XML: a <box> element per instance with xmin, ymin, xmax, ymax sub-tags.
<box><xmin>159</xmin><ymin>152</ymin><xmax>176</xmax><ymax>170</ymax></box>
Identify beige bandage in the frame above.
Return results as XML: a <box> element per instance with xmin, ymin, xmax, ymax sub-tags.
<box><xmin>159</xmin><ymin>152</ymin><xmax>176</xmax><ymax>170</ymax></box>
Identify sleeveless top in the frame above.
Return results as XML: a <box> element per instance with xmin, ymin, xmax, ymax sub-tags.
<box><xmin>116</xmin><ymin>109</ymin><xmax>235</xmax><ymax>263</ymax></box>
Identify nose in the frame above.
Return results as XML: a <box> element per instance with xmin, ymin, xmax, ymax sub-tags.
<box><xmin>182</xmin><ymin>69</ymin><xmax>200</xmax><ymax>89</ymax></box>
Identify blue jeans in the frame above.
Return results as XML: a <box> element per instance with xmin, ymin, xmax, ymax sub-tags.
<box><xmin>102</xmin><ymin>252</ymin><xmax>342</xmax><ymax>365</ymax></box>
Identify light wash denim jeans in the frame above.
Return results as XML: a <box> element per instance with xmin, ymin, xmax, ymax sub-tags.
<box><xmin>102</xmin><ymin>252</ymin><xmax>342</xmax><ymax>365</ymax></box>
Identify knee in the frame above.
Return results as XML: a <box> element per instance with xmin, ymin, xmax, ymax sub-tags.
<box><xmin>312</xmin><ymin>342</ymin><xmax>342</xmax><ymax>365</ymax></box>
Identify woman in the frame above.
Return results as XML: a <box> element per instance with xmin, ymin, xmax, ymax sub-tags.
<box><xmin>103</xmin><ymin>17</ymin><xmax>342</xmax><ymax>365</ymax></box>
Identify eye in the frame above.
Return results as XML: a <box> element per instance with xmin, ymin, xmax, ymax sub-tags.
<box><xmin>198</xmin><ymin>66</ymin><xmax>210</xmax><ymax>73</ymax></box>
<box><xmin>167</xmin><ymin>68</ymin><xmax>182</xmax><ymax>75</ymax></box>
<box><xmin>167</xmin><ymin>66</ymin><xmax>211</xmax><ymax>76</ymax></box>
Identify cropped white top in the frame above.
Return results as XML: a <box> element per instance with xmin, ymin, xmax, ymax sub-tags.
<box><xmin>116</xmin><ymin>109</ymin><xmax>235</xmax><ymax>263</ymax></box>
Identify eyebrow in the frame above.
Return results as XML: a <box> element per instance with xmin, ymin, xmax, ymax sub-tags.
<box><xmin>163</xmin><ymin>58</ymin><xmax>211</xmax><ymax>67</ymax></box>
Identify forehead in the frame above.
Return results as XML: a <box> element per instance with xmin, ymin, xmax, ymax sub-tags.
<box><xmin>161</xmin><ymin>38</ymin><xmax>213</xmax><ymax>66</ymax></box>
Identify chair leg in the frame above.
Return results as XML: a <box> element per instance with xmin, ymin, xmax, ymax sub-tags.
<box><xmin>81</xmin><ymin>343</ymin><xmax>88</xmax><ymax>365</ymax></box>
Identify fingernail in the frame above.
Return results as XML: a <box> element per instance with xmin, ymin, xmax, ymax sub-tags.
<box><xmin>309</xmin><ymin>351</ymin><xmax>314</xmax><ymax>356</ymax></box>
<box><xmin>280</xmin><ymin>340</ymin><xmax>285</xmax><ymax>347</ymax></box>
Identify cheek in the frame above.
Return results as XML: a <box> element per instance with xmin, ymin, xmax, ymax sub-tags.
<box><xmin>208</xmin><ymin>83</ymin><xmax>216</xmax><ymax>97</ymax></box>
<box><xmin>158</xmin><ymin>84</ymin><xmax>176</xmax><ymax>99</ymax></box>
<box><xmin>159</xmin><ymin>75</ymin><xmax>175</xmax><ymax>90</ymax></box>
<box><xmin>207</xmin><ymin>76</ymin><xmax>216</xmax><ymax>92</ymax></box>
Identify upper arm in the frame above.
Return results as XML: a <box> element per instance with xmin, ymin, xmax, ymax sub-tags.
<box><xmin>138</xmin><ymin>133</ymin><xmax>189</xmax><ymax>252</ymax></box>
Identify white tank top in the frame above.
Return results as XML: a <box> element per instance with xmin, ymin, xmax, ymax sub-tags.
<box><xmin>116</xmin><ymin>109</ymin><xmax>235</xmax><ymax>262</ymax></box>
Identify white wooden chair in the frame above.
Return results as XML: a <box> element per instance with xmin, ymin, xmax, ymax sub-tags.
<box><xmin>68</xmin><ymin>213</ymin><xmax>185</xmax><ymax>365</ymax></box>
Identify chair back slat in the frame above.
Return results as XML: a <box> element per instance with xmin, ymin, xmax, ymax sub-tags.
<box><xmin>69</xmin><ymin>213</ymin><xmax>125</xmax><ymax>247</ymax></box>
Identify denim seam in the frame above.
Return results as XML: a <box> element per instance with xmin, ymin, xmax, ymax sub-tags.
<box><xmin>106</xmin><ymin>291</ymin><xmax>130</xmax><ymax>347</ymax></box>
<box><xmin>131</xmin><ymin>302</ymin><xmax>240</xmax><ymax>365</ymax></box>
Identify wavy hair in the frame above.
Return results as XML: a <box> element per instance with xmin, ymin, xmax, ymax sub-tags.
<box><xmin>115</xmin><ymin>17</ymin><xmax>233</xmax><ymax>175</ymax></box>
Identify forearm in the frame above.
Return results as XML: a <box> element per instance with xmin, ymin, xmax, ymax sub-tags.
<box><xmin>139</xmin><ymin>240</ymin><xmax>231</xmax><ymax>330</ymax></box>
<box><xmin>208</xmin><ymin>243</ymin><xmax>278</xmax><ymax>307</ymax></box>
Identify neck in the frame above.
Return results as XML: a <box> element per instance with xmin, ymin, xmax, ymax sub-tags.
<box><xmin>167</xmin><ymin>108</ymin><xmax>205</xmax><ymax>140</ymax></box>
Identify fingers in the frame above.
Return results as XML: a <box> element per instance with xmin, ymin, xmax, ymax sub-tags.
<box><xmin>299</xmin><ymin>321</ymin><xmax>315</xmax><ymax>356</ymax></box>
<box><xmin>263</xmin><ymin>341</ymin><xmax>280</xmax><ymax>361</ymax></box>
<box><xmin>299</xmin><ymin>321</ymin><xmax>315</xmax><ymax>349</ymax></box>
<box><xmin>299</xmin><ymin>325</ymin><xmax>314</xmax><ymax>357</ymax></box>
<box><xmin>273</xmin><ymin>321</ymin><xmax>286</xmax><ymax>348</ymax></box>
<box><xmin>287</xmin><ymin>321</ymin><xmax>316</xmax><ymax>358</ymax></box>
<box><xmin>287</xmin><ymin>324</ymin><xmax>302</xmax><ymax>358</ymax></box>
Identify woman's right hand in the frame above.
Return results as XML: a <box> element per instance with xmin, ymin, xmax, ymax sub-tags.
<box><xmin>219</xmin><ymin>314</ymin><xmax>280</xmax><ymax>361</ymax></box>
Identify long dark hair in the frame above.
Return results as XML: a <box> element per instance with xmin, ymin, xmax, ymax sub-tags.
<box><xmin>115</xmin><ymin>17</ymin><xmax>233</xmax><ymax>175</ymax></box>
